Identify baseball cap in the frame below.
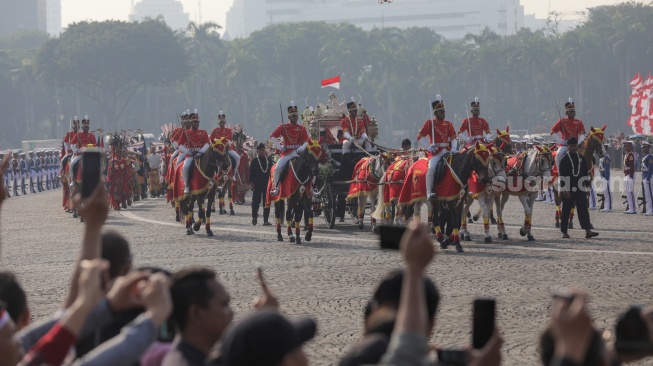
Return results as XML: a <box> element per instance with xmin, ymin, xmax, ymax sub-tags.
<box><xmin>219</xmin><ymin>310</ymin><xmax>316</xmax><ymax>366</ymax></box>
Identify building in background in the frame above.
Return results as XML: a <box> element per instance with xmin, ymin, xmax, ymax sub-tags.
<box><xmin>129</xmin><ymin>0</ymin><xmax>191</xmax><ymax>31</ymax></box>
<box><xmin>523</xmin><ymin>13</ymin><xmax>579</xmax><ymax>33</ymax></box>
<box><xmin>226</xmin><ymin>0</ymin><xmax>525</xmax><ymax>39</ymax></box>
<box><xmin>0</xmin><ymin>0</ymin><xmax>47</xmax><ymax>36</ymax></box>
<box><xmin>45</xmin><ymin>0</ymin><xmax>61</xmax><ymax>36</ymax></box>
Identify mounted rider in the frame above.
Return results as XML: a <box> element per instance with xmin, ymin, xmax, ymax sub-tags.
<box><xmin>269</xmin><ymin>101</ymin><xmax>310</xmax><ymax>196</ymax></box>
<box><xmin>458</xmin><ymin>97</ymin><xmax>491</xmax><ymax>146</ymax></box>
<box><xmin>550</xmin><ymin>98</ymin><xmax>586</xmax><ymax>170</ymax></box>
<box><xmin>69</xmin><ymin>116</ymin><xmax>98</xmax><ymax>181</ymax></box>
<box><xmin>340</xmin><ymin>98</ymin><xmax>371</xmax><ymax>153</ymax></box>
<box><xmin>171</xmin><ymin>111</ymin><xmax>192</xmax><ymax>166</ymax></box>
<box><xmin>177</xmin><ymin>109</ymin><xmax>210</xmax><ymax>194</ymax></box>
<box><xmin>417</xmin><ymin>95</ymin><xmax>458</xmax><ymax>199</ymax></box>
<box><xmin>60</xmin><ymin>117</ymin><xmax>80</xmax><ymax>175</ymax></box>
<box><xmin>210</xmin><ymin>111</ymin><xmax>241</xmax><ymax>180</ymax></box>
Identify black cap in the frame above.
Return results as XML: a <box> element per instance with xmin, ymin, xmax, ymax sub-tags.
<box><xmin>567</xmin><ymin>136</ymin><xmax>578</xmax><ymax>145</ymax></box>
<box><xmin>431</xmin><ymin>99</ymin><xmax>445</xmax><ymax>112</ymax></box>
<box><xmin>401</xmin><ymin>139</ymin><xmax>411</xmax><ymax>147</ymax></box>
<box><xmin>346</xmin><ymin>101</ymin><xmax>357</xmax><ymax>111</ymax></box>
<box><xmin>257</xmin><ymin>143</ymin><xmax>266</xmax><ymax>150</ymax></box>
<box><xmin>219</xmin><ymin>310</ymin><xmax>316</xmax><ymax>366</ymax></box>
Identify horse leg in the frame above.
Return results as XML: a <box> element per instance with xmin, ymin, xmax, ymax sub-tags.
<box><xmin>294</xmin><ymin>201</ymin><xmax>303</xmax><ymax>244</ymax></box>
<box><xmin>369</xmin><ymin>192</ymin><xmax>378</xmax><ymax>233</ymax></box>
<box><xmin>479</xmin><ymin>194</ymin><xmax>492</xmax><ymax>243</ymax></box>
<box><xmin>286</xmin><ymin>200</ymin><xmax>295</xmax><ymax>243</ymax></box>
<box><xmin>205</xmin><ymin>195</ymin><xmax>214</xmax><ymax>236</ymax></box>
<box><xmin>175</xmin><ymin>201</ymin><xmax>181</xmax><ymax>222</ymax></box>
<box><xmin>450</xmin><ymin>201</ymin><xmax>464</xmax><ymax>253</ymax></box>
<box><xmin>526</xmin><ymin>194</ymin><xmax>536</xmax><ymax>241</ymax></box>
<box><xmin>554</xmin><ymin>189</ymin><xmax>562</xmax><ymax>228</ymax></box>
<box><xmin>229</xmin><ymin>186</ymin><xmax>235</xmax><ymax>215</ymax></box>
<box><xmin>194</xmin><ymin>198</ymin><xmax>203</xmax><ymax>232</ymax></box>
<box><xmin>496</xmin><ymin>193</ymin><xmax>509</xmax><ymax>240</ymax></box>
<box><xmin>357</xmin><ymin>195</ymin><xmax>365</xmax><ymax>230</ymax></box>
<box><xmin>304</xmin><ymin>199</ymin><xmax>313</xmax><ymax>242</ymax></box>
<box><xmin>186</xmin><ymin>198</ymin><xmax>196</xmax><ymax>235</ymax></box>
<box><xmin>460</xmin><ymin>195</ymin><xmax>472</xmax><ymax>241</ymax></box>
<box><xmin>275</xmin><ymin>201</ymin><xmax>283</xmax><ymax>241</ymax></box>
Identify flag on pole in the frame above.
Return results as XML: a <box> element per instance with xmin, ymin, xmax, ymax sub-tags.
<box><xmin>628</xmin><ymin>72</ymin><xmax>653</xmax><ymax>136</ymax></box>
<box><xmin>321</xmin><ymin>75</ymin><xmax>340</xmax><ymax>89</ymax></box>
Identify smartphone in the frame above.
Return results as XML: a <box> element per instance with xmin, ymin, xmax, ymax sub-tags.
<box><xmin>81</xmin><ymin>148</ymin><xmax>102</xmax><ymax>198</ymax></box>
<box><xmin>437</xmin><ymin>349</ymin><xmax>468</xmax><ymax>366</ymax></box>
<box><xmin>378</xmin><ymin>225</ymin><xmax>406</xmax><ymax>250</ymax></box>
<box><xmin>615</xmin><ymin>306</ymin><xmax>653</xmax><ymax>355</ymax></box>
<box><xmin>472</xmin><ymin>298</ymin><xmax>496</xmax><ymax>349</ymax></box>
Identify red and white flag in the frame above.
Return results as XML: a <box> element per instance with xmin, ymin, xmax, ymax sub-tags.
<box><xmin>321</xmin><ymin>75</ymin><xmax>340</xmax><ymax>89</ymax></box>
<box><xmin>628</xmin><ymin>72</ymin><xmax>653</xmax><ymax>135</ymax></box>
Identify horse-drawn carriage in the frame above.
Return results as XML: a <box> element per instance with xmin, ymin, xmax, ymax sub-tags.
<box><xmin>307</xmin><ymin>95</ymin><xmax>380</xmax><ymax>229</ymax></box>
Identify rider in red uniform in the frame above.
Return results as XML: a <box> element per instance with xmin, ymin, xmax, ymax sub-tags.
<box><xmin>69</xmin><ymin>116</ymin><xmax>98</xmax><ymax>180</ymax></box>
<box><xmin>210</xmin><ymin>111</ymin><xmax>240</xmax><ymax>179</ymax></box>
<box><xmin>171</xmin><ymin>112</ymin><xmax>192</xmax><ymax>166</ymax></box>
<box><xmin>417</xmin><ymin>95</ymin><xmax>457</xmax><ymax>199</ymax></box>
<box><xmin>551</xmin><ymin>98</ymin><xmax>587</xmax><ymax>169</ymax></box>
<box><xmin>177</xmin><ymin>109</ymin><xmax>210</xmax><ymax>193</ymax></box>
<box><xmin>340</xmin><ymin>98</ymin><xmax>370</xmax><ymax>153</ymax></box>
<box><xmin>269</xmin><ymin>101</ymin><xmax>310</xmax><ymax>195</ymax></box>
<box><xmin>60</xmin><ymin>117</ymin><xmax>80</xmax><ymax>175</ymax></box>
<box><xmin>458</xmin><ymin>97</ymin><xmax>491</xmax><ymax>146</ymax></box>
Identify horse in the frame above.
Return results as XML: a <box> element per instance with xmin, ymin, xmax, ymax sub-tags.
<box><xmin>371</xmin><ymin>153</ymin><xmax>419</xmax><ymax>226</ymax></box>
<box><xmin>493</xmin><ymin>145</ymin><xmax>553</xmax><ymax>241</ymax></box>
<box><xmin>206</xmin><ymin>165</ymin><xmax>233</xmax><ymax>216</ymax></box>
<box><xmin>174</xmin><ymin>137</ymin><xmax>232</xmax><ymax>236</ymax></box>
<box><xmin>269</xmin><ymin>142</ymin><xmax>325</xmax><ymax>244</ymax></box>
<box><xmin>460</xmin><ymin>144</ymin><xmax>508</xmax><ymax>243</ymax></box>
<box><xmin>551</xmin><ymin>126</ymin><xmax>606</xmax><ymax>228</ymax></box>
<box><xmin>345</xmin><ymin>153</ymin><xmax>392</xmax><ymax>232</ymax></box>
<box><xmin>398</xmin><ymin>142</ymin><xmax>493</xmax><ymax>253</ymax></box>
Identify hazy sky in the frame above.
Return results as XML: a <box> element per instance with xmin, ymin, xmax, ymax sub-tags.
<box><xmin>60</xmin><ymin>0</ymin><xmax>627</xmax><ymax>33</ymax></box>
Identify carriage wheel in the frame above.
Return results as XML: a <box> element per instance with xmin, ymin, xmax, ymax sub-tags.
<box><xmin>321</xmin><ymin>184</ymin><xmax>336</xmax><ymax>229</ymax></box>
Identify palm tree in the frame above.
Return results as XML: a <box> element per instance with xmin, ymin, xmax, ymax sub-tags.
<box><xmin>187</xmin><ymin>21</ymin><xmax>222</xmax><ymax>112</ymax></box>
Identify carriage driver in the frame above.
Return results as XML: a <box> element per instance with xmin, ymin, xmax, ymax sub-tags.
<box><xmin>177</xmin><ymin>109</ymin><xmax>210</xmax><ymax>193</ymax></box>
<box><xmin>341</xmin><ymin>98</ymin><xmax>371</xmax><ymax>153</ymax></box>
<box><xmin>269</xmin><ymin>101</ymin><xmax>310</xmax><ymax>196</ymax></box>
<box><xmin>417</xmin><ymin>95</ymin><xmax>457</xmax><ymax>199</ymax></box>
<box><xmin>210</xmin><ymin>111</ymin><xmax>241</xmax><ymax>180</ymax></box>
<box><xmin>550</xmin><ymin>98</ymin><xmax>587</xmax><ymax>170</ymax></box>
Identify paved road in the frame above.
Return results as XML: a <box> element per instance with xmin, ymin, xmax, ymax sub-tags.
<box><xmin>1</xmin><ymin>180</ymin><xmax>652</xmax><ymax>365</ymax></box>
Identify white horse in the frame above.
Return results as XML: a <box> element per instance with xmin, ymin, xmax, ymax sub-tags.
<box><xmin>347</xmin><ymin>154</ymin><xmax>391</xmax><ymax>232</ymax></box>
<box><xmin>494</xmin><ymin>146</ymin><xmax>553</xmax><ymax>241</ymax></box>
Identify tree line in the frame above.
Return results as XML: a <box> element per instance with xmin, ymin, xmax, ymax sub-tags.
<box><xmin>0</xmin><ymin>2</ymin><xmax>652</xmax><ymax>148</ymax></box>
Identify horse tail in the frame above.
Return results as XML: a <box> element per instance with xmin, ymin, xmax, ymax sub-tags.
<box><xmin>371</xmin><ymin>172</ymin><xmax>387</xmax><ymax>220</ymax></box>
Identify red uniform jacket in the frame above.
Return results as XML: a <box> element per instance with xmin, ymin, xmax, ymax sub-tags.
<box><xmin>210</xmin><ymin>127</ymin><xmax>233</xmax><ymax>149</ymax></box>
<box><xmin>624</xmin><ymin>151</ymin><xmax>635</xmax><ymax>179</ymax></box>
<box><xmin>340</xmin><ymin>116</ymin><xmax>366</xmax><ymax>139</ymax></box>
<box><xmin>551</xmin><ymin>118</ymin><xmax>586</xmax><ymax>143</ymax></box>
<box><xmin>458</xmin><ymin>117</ymin><xmax>489</xmax><ymax>143</ymax></box>
<box><xmin>63</xmin><ymin>131</ymin><xmax>77</xmax><ymax>153</ymax></box>
<box><xmin>178</xmin><ymin>129</ymin><xmax>210</xmax><ymax>154</ymax></box>
<box><xmin>417</xmin><ymin>119</ymin><xmax>456</xmax><ymax>154</ymax></box>
<box><xmin>71</xmin><ymin>132</ymin><xmax>97</xmax><ymax>152</ymax></box>
<box><xmin>270</xmin><ymin>123</ymin><xmax>309</xmax><ymax>156</ymax></box>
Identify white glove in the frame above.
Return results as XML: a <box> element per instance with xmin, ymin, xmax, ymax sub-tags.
<box><xmin>429</xmin><ymin>144</ymin><xmax>436</xmax><ymax>154</ymax></box>
<box><xmin>199</xmin><ymin>143</ymin><xmax>209</xmax><ymax>154</ymax></box>
<box><xmin>361</xmin><ymin>133</ymin><xmax>369</xmax><ymax>141</ymax></box>
<box><xmin>344</xmin><ymin>132</ymin><xmax>353</xmax><ymax>141</ymax></box>
<box><xmin>458</xmin><ymin>133</ymin><xmax>471</xmax><ymax>143</ymax></box>
<box><xmin>271</xmin><ymin>138</ymin><xmax>283</xmax><ymax>151</ymax></box>
<box><xmin>485</xmin><ymin>133</ymin><xmax>492</xmax><ymax>141</ymax></box>
<box><xmin>450</xmin><ymin>139</ymin><xmax>458</xmax><ymax>153</ymax></box>
<box><xmin>578</xmin><ymin>134</ymin><xmax>586</xmax><ymax>144</ymax></box>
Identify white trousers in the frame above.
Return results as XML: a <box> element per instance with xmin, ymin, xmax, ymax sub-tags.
<box><xmin>343</xmin><ymin>138</ymin><xmax>371</xmax><ymax>152</ymax></box>
<box><xmin>228</xmin><ymin>150</ymin><xmax>241</xmax><ymax>178</ymax></box>
<box><xmin>624</xmin><ymin>176</ymin><xmax>636</xmax><ymax>212</ymax></box>
<box><xmin>182</xmin><ymin>157</ymin><xmax>194</xmax><ymax>191</ymax></box>
<box><xmin>601</xmin><ymin>177</ymin><xmax>612</xmax><ymax>210</ymax></box>
<box><xmin>588</xmin><ymin>182</ymin><xmax>597</xmax><ymax>209</ymax></box>
<box><xmin>426</xmin><ymin>150</ymin><xmax>448</xmax><ymax>197</ymax></box>
<box><xmin>555</xmin><ymin>145</ymin><xmax>568</xmax><ymax>172</ymax></box>
<box><xmin>272</xmin><ymin>151</ymin><xmax>299</xmax><ymax>189</ymax></box>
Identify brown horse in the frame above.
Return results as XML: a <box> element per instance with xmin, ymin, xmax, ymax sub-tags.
<box><xmin>175</xmin><ymin>137</ymin><xmax>231</xmax><ymax>236</ymax></box>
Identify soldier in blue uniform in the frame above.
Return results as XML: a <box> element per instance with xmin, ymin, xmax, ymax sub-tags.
<box><xmin>35</xmin><ymin>151</ymin><xmax>43</xmax><ymax>192</ymax></box>
<box><xmin>19</xmin><ymin>153</ymin><xmax>28</xmax><ymax>195</ymax></box>
<box><xmin>28</xmin><ymin>151</ymin><xmax>37</xmax><ymax>193</ymax></box>
<box><xmin>599</xmin><ymin>144</ymin><xmax>612</xmax><ymax>212</ymax></box>
<box><xmin>641</xmin><ymin>141</ymin><xmax>653</xmax><ymax>216</ymax></box>
<box><xmin>11</xmin><ymin>152</ymin><xmax>20</xmax><ymax>196</ymax></box>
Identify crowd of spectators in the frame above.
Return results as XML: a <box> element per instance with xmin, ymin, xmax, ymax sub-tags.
<box><xmin>1</xmin><ymin>154</ymin><xmax>653</xmax><ymax>366</ymax></box>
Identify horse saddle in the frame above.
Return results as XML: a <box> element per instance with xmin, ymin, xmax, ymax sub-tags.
<box><xmin>433</xmin><ymin>154</ymin><xmax>452</xmax><ymax>185</ymax></box>
<box><xmin>278</xmin><ymin>158</ymin><xmax>295</xmax><ymax>184</ymax></box>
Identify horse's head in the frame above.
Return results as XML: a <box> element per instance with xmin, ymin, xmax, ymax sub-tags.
<box><xmin>471</xmin><ymin>141</ymin><xmax>493</xmax><ymax>183</ymax></box>
<box><xmin>494</xmin><ymin>126</ymin><xmax>512</xmax><ymax>154</ymax></box>
<box><xmin>584</xmin><ymin>125</ymin><xmax>607</xmax><ymax>158</ymax></box>
<box><xmin>300</xmin><ymin>140</ymin><xmax>325</xmax><ymax>176</ymax></box>
<box><xmin>210</xmin><ymin>137</ymin><xmax>232</xmax><ymax>171</ymax></box>
<box><xmin>487</xmin><ymin>144</ymin><xmax>508</xmax><ymax>187</ymax></box>
<box><xmin>530</xmin><ymin>145</ymin><xmax>553</xmax><ymax>178</ymax></box>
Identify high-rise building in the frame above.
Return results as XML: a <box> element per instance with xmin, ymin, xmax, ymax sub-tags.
<box><xmin>0</xmin><ymin>0</ymin><xmax>47</xmax><ymax>36</ymax></box>
<box><xmin>45</xmin><ymin>0</ymin><xmax>61</xmax><ymax>36</ymax></box>
<box><xmin>129</xmin><ymin>0</ymin><xmax>191</xmax><ymax>31</ymax></box>
<box><xmin>225</xmin><ymin>0</ymin><xmax>525</xmax><ymax>39</ymax></box>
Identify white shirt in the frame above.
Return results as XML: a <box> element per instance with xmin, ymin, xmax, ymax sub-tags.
<box><xmin>147</xmin><ymin>153</ymin><xmax>162</xmax><ymax>169</ymax></box>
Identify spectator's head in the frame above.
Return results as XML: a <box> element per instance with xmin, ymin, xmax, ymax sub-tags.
<box><xmin>401</xmin><ymin>139</ymin><xmax>411</xmax><ymax>151</ymax></box>
<box><xmin>642</xmin><ymin>141</ymin><xmax>651</xmax><ymax>154</ymax></box>
<box><xmin>539</xmin><ymin>327</ymin><xmax>604</xmax><ymax>366</ymax></box>
<box><xmin>0</xmin><ymin>272</ymin><xmax>29</xmax><ymax>331</ymax></box>
<box><xmin>101</xmin><ymin>231</ymin><xmax>132</xmax><ymax>279</ymax></box>
<box><xmin>363</xmin><ymin>270</ymin><xmax>439</xmax><ymax>336</ymax></box>
<box><xmin>219</xmin><ymin>309</ymin><xmax>316</xmax><ymax>366</ymax></box>
<box><xmin>0</xmin><ymin>303</ymin><xmax>23</xmax><ymax>366</ymax></box>
<box><xmin>170</xmin><ymin>267</ymin><xmax>233</xmax><ymax>344</ymax></box>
